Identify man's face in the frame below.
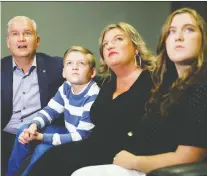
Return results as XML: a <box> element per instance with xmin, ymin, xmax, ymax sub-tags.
<box><xmin>6</xmin><ymin>18</ymin><xmax>40</xmax><ymax>59</ymax></box>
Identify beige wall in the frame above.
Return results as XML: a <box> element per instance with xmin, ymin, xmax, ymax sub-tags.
<box><xmin>1</xmin><ymin>2</ymin><xmax>171</xmax><ymax>62</ymax></box>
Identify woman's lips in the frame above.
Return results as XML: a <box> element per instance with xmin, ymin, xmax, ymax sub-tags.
<box><xmin>109</xmin><ymin>51</ymin><xmax>118</xmax><ymax>57</ymax></box>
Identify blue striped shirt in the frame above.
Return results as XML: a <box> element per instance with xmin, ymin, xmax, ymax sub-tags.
<box><xmin>32</xmin><ymin>80</ymin><xmax>100</xmax><ymax>145</ymax></box>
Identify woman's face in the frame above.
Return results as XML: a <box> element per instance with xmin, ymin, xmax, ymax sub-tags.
<box><xmin>102</xmin><ymin>28</ymin><xmax>136</xmax><ymax>70</ymax></box>
<box><xmin>166</xmin><ymin>13</ymin><xmax>202</xmax><ymax>65</ymax></box>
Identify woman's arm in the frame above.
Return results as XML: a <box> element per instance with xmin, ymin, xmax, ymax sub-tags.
<box><xmin>113</xmin><ymin>145</ymin><xmax>207</xmax><ymax>173</ymax></box>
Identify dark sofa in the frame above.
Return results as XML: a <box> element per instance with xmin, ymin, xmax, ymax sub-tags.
<box><xmin>147</xmin><ymin>161</ymin><xmax>207</xmax><ymax>176</ymax></box>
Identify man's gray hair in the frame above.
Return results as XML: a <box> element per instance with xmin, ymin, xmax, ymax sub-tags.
<box><xmin>7</xmin><ymin>16</ymin><xmax>37</xmax><ymax>34</ymax></box>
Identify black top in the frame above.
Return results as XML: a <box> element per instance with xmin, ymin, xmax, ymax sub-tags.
<box><xmin>89</xmin><ymin>70</ymin><xmax>153</xmax><ymax>155</ymax></box>
<box><xmin>132</xmin><ymin>79</ymin><xmax>207</xmax><ymax>155</ymax></box>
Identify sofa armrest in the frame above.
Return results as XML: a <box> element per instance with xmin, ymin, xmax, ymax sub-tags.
<box><xmin>147</xmin><ymin>161</ymin><xmax>207</xmax><ymax>176</ymax></box>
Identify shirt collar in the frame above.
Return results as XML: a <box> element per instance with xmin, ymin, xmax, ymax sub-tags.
<box><xmin>13</xmin><ymin>55</ymin><xmax>37</xmax><ymax>71</ymax></box>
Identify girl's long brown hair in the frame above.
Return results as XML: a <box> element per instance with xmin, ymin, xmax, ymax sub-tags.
<box><xmin>149</xmin><ymin>8</ymin><xmax>207</xmax><ymax>116</ymax></box>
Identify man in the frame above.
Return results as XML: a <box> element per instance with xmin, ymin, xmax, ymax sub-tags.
<box><xmin>1</xmin><ymin>16</ymin><xmax>64</xmax><ymax>174</ymax></box>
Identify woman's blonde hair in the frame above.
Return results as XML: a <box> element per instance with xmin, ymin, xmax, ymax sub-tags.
<box><xmin>149</xmin><ymin>8</ymin><xmax>207</xmax><ymax>116</ymax></box>
<box><xmin>98</xmin><ymin>22</ymin><xmax>156</xmax><ymax>77</ymax></box>
<box><xmin>63</xmin><ymin>45</ymin><xmax>96</xmax><ymax>69</ymax></box>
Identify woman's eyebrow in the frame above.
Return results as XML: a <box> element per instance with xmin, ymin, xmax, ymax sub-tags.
<box><xmin>103</xmin><ymin>34</ymin><xmax>124</xmax><ymax>42</ymax></box>
<box><xmin>170</xmin><ymin>23</ymin><xmax>197</xmax><ymax>28</ymax></box>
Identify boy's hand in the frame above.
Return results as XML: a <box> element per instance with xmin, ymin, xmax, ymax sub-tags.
<box><xmin>32</xmin><ymin>132</ymin><xmax>43</xmax><ymax>141</ymax></box>
<box><xmin>18</xmin><ymin>131</ymin><xmax>30</xmax><ymax>144</ymax></box>
<box><xmin>18</xmin><ymin>123</ymin><xmax>38</xmax><ymax>144</ymax></box>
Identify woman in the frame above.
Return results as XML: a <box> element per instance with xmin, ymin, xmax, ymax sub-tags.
<box><xmin>71</xmin><ymin>8</ymin><xmax>207</xmax><ymax>176</ymax></box>
<box><xmin>26</xmin><ymin>22</ymin><xmax>155</xmax><ymax>176</ymax></box>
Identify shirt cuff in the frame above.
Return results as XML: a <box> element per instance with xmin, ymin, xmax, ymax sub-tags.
<box><xmin>30</xmin><ymin>120</ymin><xmax>42</xmax><ymax>129</ymax></box>
<box><xmin>43</xmin><ymin>133</ymin><xmax>53</xmax><ymax>144</ymax></box>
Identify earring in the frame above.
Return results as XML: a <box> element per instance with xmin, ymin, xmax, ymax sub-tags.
<box><xmin>134</xmin><ymin>55</ymin><xmax>138</xmax><ymax>66</ymax></box>
<box><xmin>107</xmin><ymin>66</ymin><xmax>110</xmax><ymax>73</ymax></box>
<box><xmin>135</xmin><ymin>53</ymin><xmax>142</xmax><ymax>67</ymax></box>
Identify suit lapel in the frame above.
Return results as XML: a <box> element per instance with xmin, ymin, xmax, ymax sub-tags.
<box><xmin>1</xmin><ymin>56</ymin><xmax>13</xmax><ymax>126</ymax></box>
<box><xmin>36</xmin><ymin>54</ymin><xmax>48</xmax><ymax>108</ymax></box>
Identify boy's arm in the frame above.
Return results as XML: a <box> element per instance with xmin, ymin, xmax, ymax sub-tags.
<box><xmin>31</xmin><ymin>83</ymin><xmax>65</xmax><ymax>129</ymax></box>
<box><xmin>42</xmin><ymin>85</ymin><xmax>100</xmax><ymax>145</ymax></box>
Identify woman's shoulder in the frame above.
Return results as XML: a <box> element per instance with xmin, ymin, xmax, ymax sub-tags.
<box><xmin>186</xmin><ymin>80</ymin><xmax>207</xmax><ymax>108</ymax></box>
<box><xmin>138</xmin><ymin>70</ymin><xmax>154</xmax><ymax>87</ymax></box>
<box><xmin>190</xmin><ymin>76</ymin><xmax>207</xmax><ymax>95</ymax></box>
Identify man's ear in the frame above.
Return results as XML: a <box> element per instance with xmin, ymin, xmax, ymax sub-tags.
<box><xmin>6</xmin><ymin>37</ymin><xmax>10</xmax><ymax>49</ymax></box>
<box><xmin>36</xmin><ymin>36</ymin><xmax>40</xmax><ymax>47</ymax></box>
<box><xmin>90</xmin><ymin>68</ymin><xmax>96</xmax><ymax>79</ymax></box>
<box><xmin>62</xmin><ymin>68</ymin><xmax>66</xmax><ymax>78</ymax></box>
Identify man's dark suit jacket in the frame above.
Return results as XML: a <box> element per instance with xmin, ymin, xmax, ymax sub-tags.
<box><xmin>1</xmin><ymin>52</ymin><xmax>65</xmax><ymax>129</ymax></box>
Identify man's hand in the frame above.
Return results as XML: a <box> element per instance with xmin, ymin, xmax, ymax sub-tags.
<box><xmin>18</xmin><ymin>123</ymin><xmax>37</xmax><ymax>144</ymax></box>
<box><xmin>113</xmin><ymin>150</ymin><xmax>138</xmax><ymax>170</ymax></box>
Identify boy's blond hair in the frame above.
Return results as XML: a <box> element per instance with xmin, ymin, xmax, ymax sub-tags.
<box><xmin>64</xmin><ymin>46</ymin><xmax>96</xmax><ymax>69</ymax></box>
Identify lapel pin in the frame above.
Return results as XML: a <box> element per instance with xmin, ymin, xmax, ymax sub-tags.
<box><xmin>43</xmin><ymin>70</ymin><xmax>46</xmax><ymax>73</ymax></box>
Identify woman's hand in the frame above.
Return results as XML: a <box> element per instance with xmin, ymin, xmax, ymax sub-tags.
<box><xmin>113</xmin><ymin>146</ymin><xmax>207</xmax><ymax>173</ymax></box>
<box><xmin>113</xmin><ymin>150</ymin><xmax>138</xmax><ymax>170</ymax></box>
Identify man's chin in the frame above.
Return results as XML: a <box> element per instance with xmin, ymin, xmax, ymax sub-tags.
<box><xmin>14</xmin><ymin>53</ymin><xmax>33</xmax><ymax>58</ymax></box>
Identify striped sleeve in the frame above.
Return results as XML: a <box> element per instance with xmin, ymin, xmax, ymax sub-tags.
<box><xmin>42</xmin><ymin>82</ymin><xmax>100</xmax><ymax>145</ymax></box>
<box><xmin>32</xmin><ymin>83</ymin><xmax>65</xmax><ymax>129</ymax></box>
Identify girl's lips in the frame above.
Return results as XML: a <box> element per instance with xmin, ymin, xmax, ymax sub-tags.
<box><xmin>175</xmin><ymin>45</ymin><xmax>184</xmax><ymax>49</ymax></box>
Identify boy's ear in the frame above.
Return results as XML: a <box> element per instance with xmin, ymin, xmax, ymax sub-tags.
<box><xmin>90</xmin><ymin>68</ymin><xmax>96</xmax><ymax>79</ymax></box>
<box><xmin>62</xmin><ymin>69</ymin><xmax>66</xmax><ymax>78</ymax></box>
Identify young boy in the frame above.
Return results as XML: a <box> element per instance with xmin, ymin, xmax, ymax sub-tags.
<box><xmin>6</xmin><ymin>46</ymin><xmax>100</xmax><ymax>176</ymax></box>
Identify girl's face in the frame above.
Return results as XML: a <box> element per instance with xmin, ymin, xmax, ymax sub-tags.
<box><xmin>166</xmin><ymin>13</ymin><xmax>202</xmax><ymax>65</ymax></box>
